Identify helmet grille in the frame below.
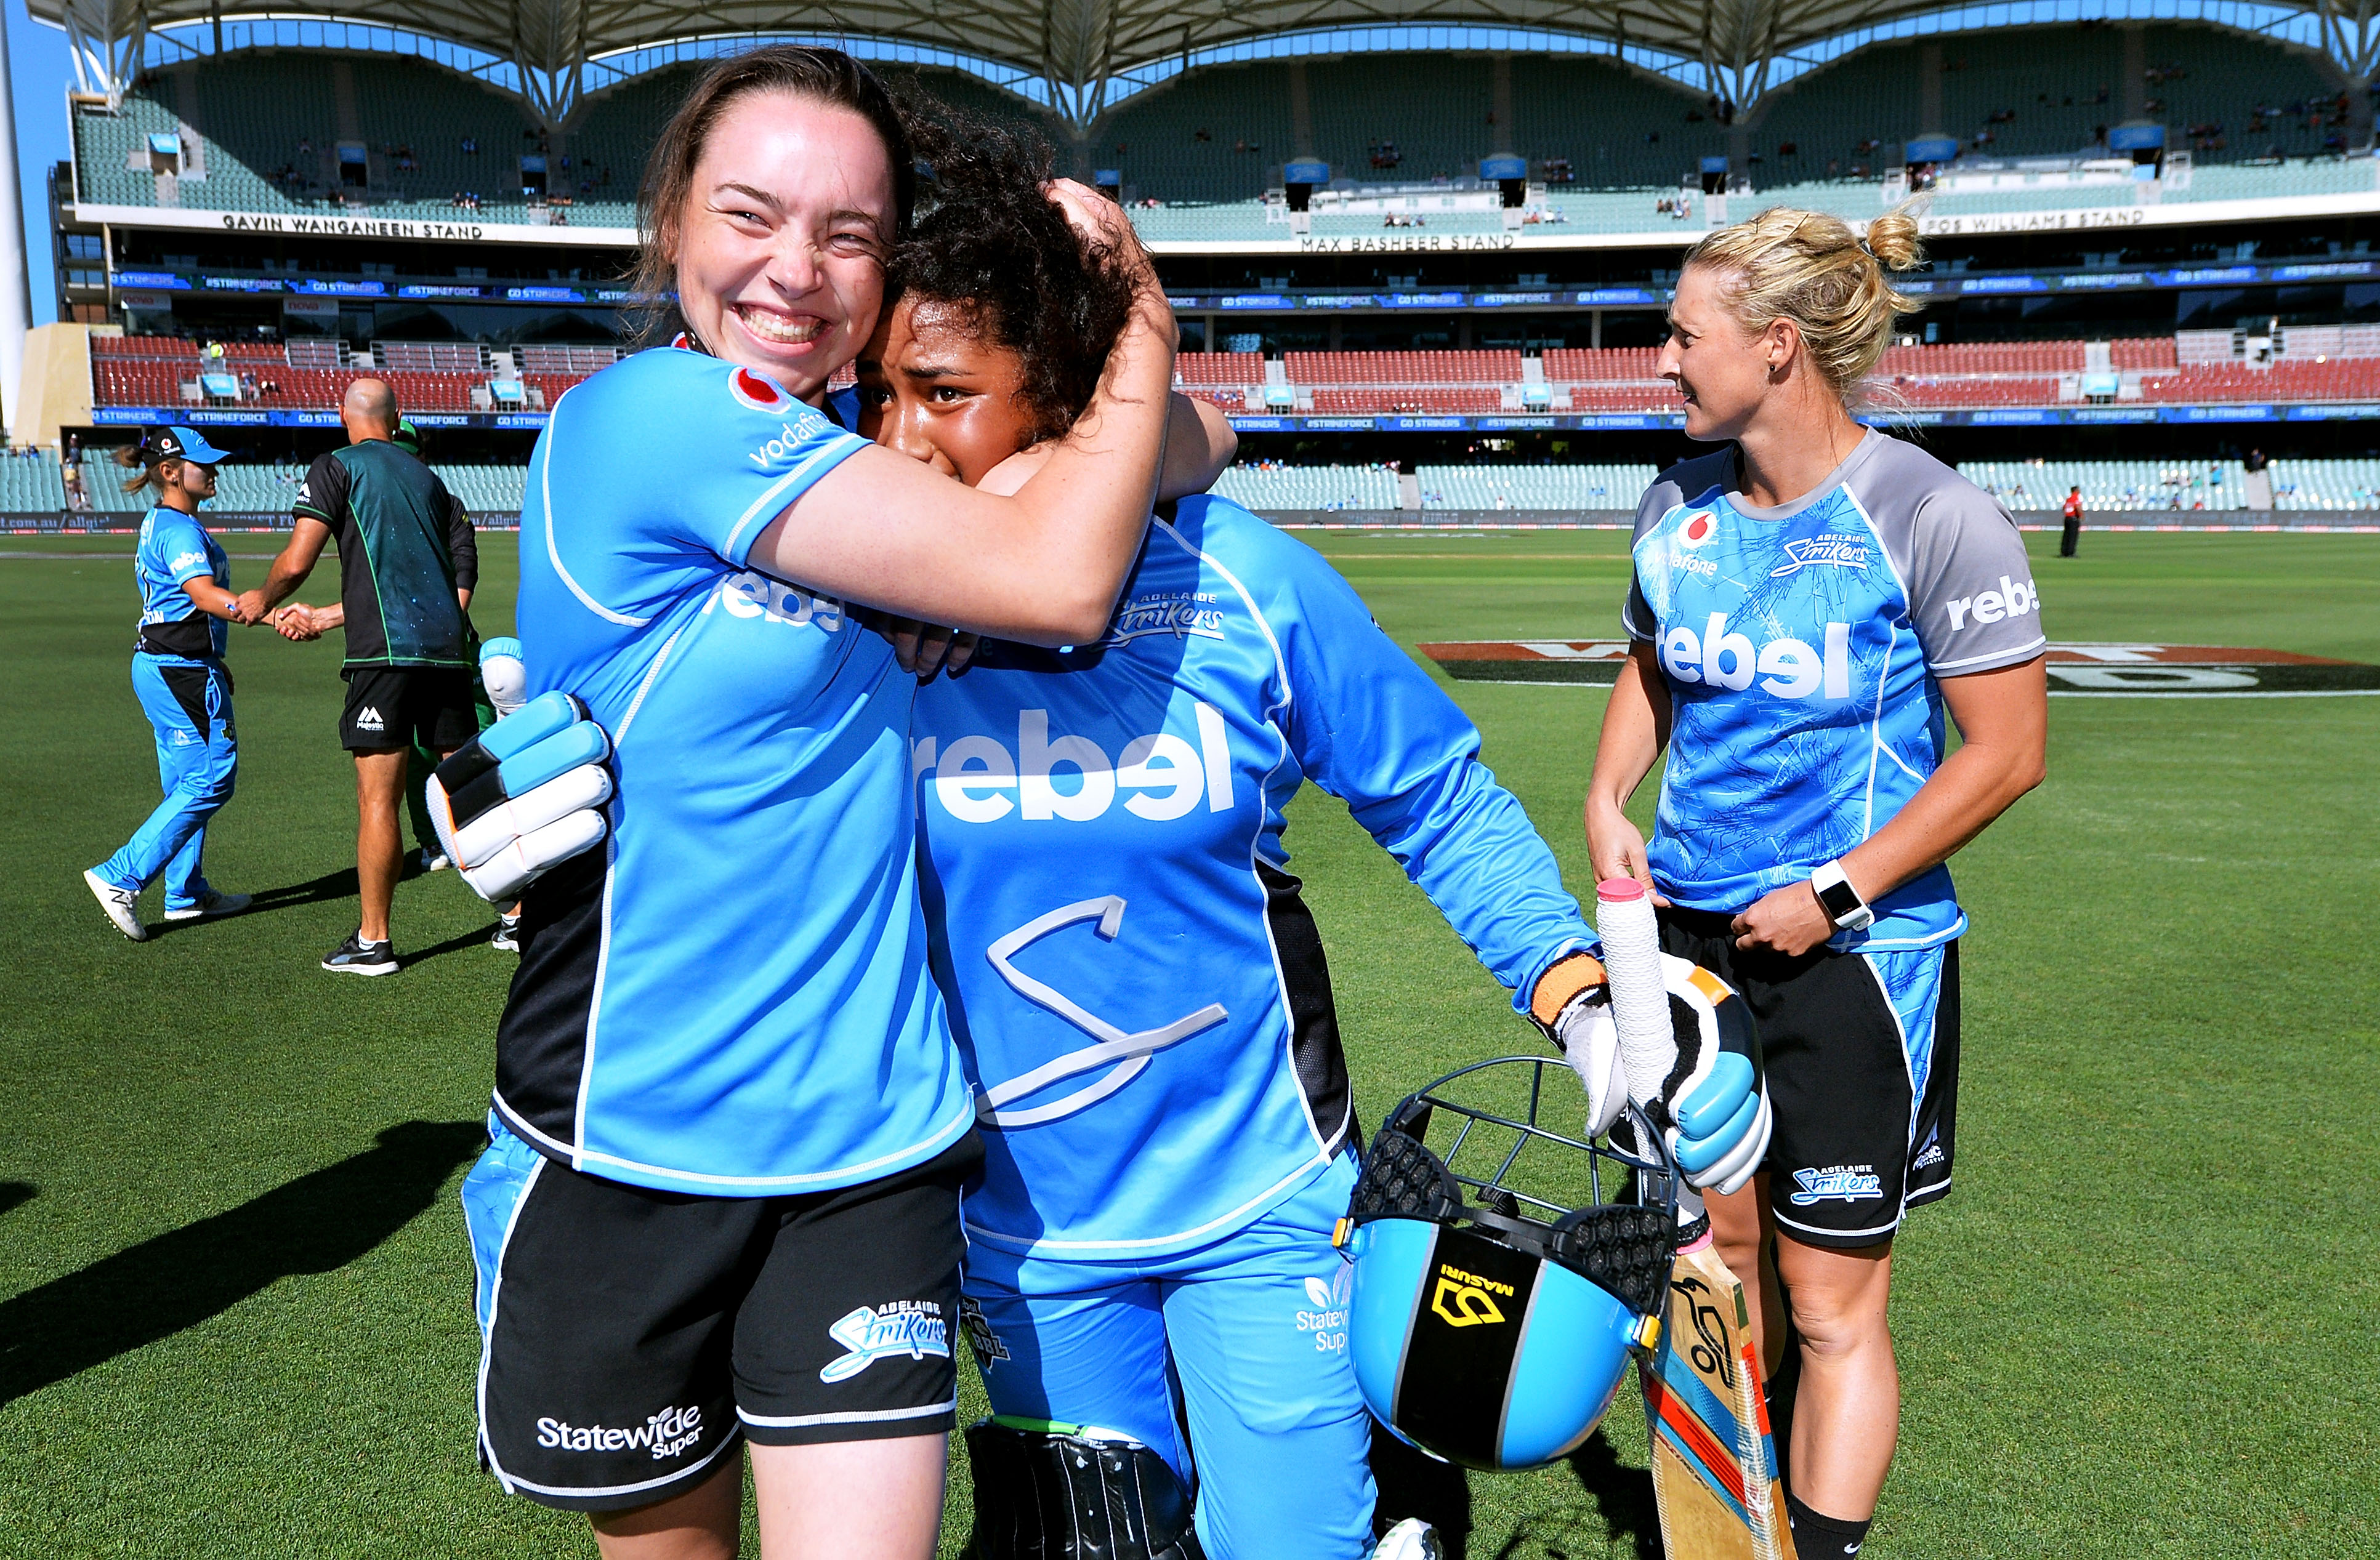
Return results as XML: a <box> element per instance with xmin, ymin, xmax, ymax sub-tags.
<box><xmin>1548</xmin><ymin>1205</ymin><xmax>1675</xmax><ymax>1317</ymax></box>
<box><xmin>1348</xmin><ymin>1124</ymin><xmax>1462</xmax><ymax>1224</ymax></box>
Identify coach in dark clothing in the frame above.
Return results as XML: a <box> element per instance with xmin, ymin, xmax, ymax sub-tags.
<box><xmin>239</xmin><ymin>378</ymin><xmax>477</xmax><ymax>975</ymax></box>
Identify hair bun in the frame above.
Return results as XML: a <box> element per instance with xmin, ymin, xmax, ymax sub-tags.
<box><xmin>1865</xmin><ymin>208</ymin><xmax>1924</xmax><ymax>272</ymax></box>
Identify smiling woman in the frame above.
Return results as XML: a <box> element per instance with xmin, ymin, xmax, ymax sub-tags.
<box><xmin>452</xmin><ymin>46</ymin><xmax>1211</xmax><ymax>1560</ymax></box>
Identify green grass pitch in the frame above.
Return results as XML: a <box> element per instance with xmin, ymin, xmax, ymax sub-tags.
<box><xmin>2</xmin><ymin>527</ymin><xmax>2374</xmax><ymax>1558</ymax></box>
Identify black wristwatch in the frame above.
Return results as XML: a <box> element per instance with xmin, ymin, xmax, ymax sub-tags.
<box><xmin>1810</xmin><ymin>860</ymin><xmax>1874</xmax><ymax>931</ymax></box>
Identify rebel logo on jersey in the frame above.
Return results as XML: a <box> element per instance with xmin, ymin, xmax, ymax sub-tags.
<box><xmin>1660</xmin><ymin>613</ymin><xmax>1856</xmax><ymax>701</ymax></box>
<box><xmin>728</xmin><ymin>365</ymin><xmax>794</xmax><ymax>414</ymax></box>
<box><xmin>917</xmin><ymin>705</ymin><xmax>1238</xmax><ymax>825</ymax></box>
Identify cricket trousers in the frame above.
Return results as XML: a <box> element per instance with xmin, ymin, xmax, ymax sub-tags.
<box><xmin>95</xmin><ymin>654</ymin><xmax>237</xmax><ymax>911</ymax></box>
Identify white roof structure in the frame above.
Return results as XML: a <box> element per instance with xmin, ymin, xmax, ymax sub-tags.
<box><xmin>32</xmin><ymin>0</ymin><xmax>2380</xmax><ymax>130</ymax></box>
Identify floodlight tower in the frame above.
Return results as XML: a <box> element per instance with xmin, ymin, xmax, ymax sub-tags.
<box><xmin>0</xmin><ymin>2</ymin><xmax>31</xmax><ymax>431</ymax></box>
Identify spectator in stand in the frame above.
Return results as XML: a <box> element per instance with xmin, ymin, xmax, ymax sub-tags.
<box><xmin>2060</xmin><ymin>485</ymin><xmax>2083</xmax><ymax>557</ymax></box>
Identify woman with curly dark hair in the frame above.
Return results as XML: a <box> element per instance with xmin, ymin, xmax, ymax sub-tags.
<box><xmin>855</xmin><ymin>126</ymin><xmax>1754</xmax><ymax>1560</ymax></box>
<box><xmin>456</xmin><ymin>47</ymin><xmax>1231</xmax><ymax>1560</ymax></box>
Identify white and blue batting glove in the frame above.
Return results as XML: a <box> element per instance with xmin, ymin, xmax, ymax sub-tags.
<box><xmin>478</xmin><ymin>635</ymin><xmax>528</xmax><ymax>718</ymax></box>
<box><xmin>1646</xmin><ymin>952</ymin><xmax>1772</xmax><ymax>1196</ymax></box>
<box><xmin>427</xmin><ymin>690</ymin><xmax>613</xmax><ymax>903</ymax></box>
<box><xmin>1531</xmin><ymin>947</ymin><xmax>1631</xmax><ymax>1138</ymax></box>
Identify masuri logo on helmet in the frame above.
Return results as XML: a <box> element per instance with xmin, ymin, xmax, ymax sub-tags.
<box><xmin>1334</xmin><ymin>1057</ymin><xmax>1679</xmax><ymax>1471</ymax></box>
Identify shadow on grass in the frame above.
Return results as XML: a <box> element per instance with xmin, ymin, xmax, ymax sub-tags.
<box><xmin>0</xmin><ymin>1120</ymin><xmax>485</xmax><ymax>1406</ymax></box>
<box><xmin>142</xmin><ymin>866</ymin><xmax>359</xmax><ymax>941</ymax></box>
<box><xmin>1560</xmin><ymin>1428</ymin><xmax>1661</xmax><ymax>1560</ymax></box>
<box><xmin>399</xmin><ymin>923</ymin><xmax>504</xmax><ymax>970</ymax></box>
<box><xmin>0</xmin><ymin>1182</ymin><xmax>34</xmax><ymax>1218</ymax></box>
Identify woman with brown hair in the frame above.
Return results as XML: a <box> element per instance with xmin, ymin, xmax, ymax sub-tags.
<box><xmin>456</xmin><ymin>48</ymin><xmax>1227</xmax><ymax>1560</ymax></box>
<box><xmin>1584</xmin><ymin>206</ymin><xmax>2049</xmax><ymax>1558</ymax></box>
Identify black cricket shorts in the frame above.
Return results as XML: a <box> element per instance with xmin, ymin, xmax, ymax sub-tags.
<box><xmin>462</xmin><ymin>1122</ymin><xmax>983</xmax><ymax>1513</ymax></box>
<box><xmin>339</xmin><ymin>665</ymin><xmax>478</xmax><ymax>752</ymax></box>
<box><xmin>1658</xmin><ymin>906</ymin><xmax>1960</xmax><ymax>1250</ymax></box>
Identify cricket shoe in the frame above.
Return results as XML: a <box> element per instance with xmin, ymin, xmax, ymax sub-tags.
<box><xmin>321</xmin><ymin>932</ymin><xmax>398</xmax><ymax>976</ymax></box>
<box><xmin>490</xmin><ymin>912</ymin><xmax>522</xmax><ymax>953</ymax></box>
<box><xmin>414</xmin><ymin>846</ymin><xmax>451</xmax><ymax>873</ymax></box>
<box><xmin>164</xmin><ymin>888</ymin><xmax>251</xmax><ymax>922</ymax></box>
<box><xmin>1374</xmin><ymin>1519</ymin><xmax>1443</xmax><ymax>1560</ymax></box>
<box><xmin>83</xmin><ymin>869</ymin><xmax>147</xmax><ymax>941</ymax></box>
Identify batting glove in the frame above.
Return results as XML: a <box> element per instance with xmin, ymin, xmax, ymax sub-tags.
<box><xmin>427</xmin><ymin>690</ymin><xmax>613</xmax><ymax>903</ymax></box>
<box><xmin>1530</xmin><ymin>948</ymin><xmax>1629</xmax><ymax>1137</ymax></box>
<box><xmin>478</xmin><ymin>635</ymin><xmax>528</xmax><ymax>718</ymax></box>
<box><xmin>1640</xmin><ymin>953</ymin><xmax>1772</xmax><ymax>1196</ymax></box>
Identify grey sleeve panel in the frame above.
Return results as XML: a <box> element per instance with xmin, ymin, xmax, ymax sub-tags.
<box><xmin>1860</xmin><ymin>440</ymin><xmax>2047</xmax><ymax>675</ymax></box>
<box><xmin>1623</xmin><ymin>452</ymin><xmax>1731</xmax><ymax>639</ymax></box>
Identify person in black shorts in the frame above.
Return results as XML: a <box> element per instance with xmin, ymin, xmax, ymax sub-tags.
<box><xmin>1586</xmin><ymin>207</ymin><xmax>2047</xmax><ymax>1558</ymax></box>
<box><xmin>240</xmin><ymin>377</ymin><xmax>478</xmax><ymax>975</ymax></box>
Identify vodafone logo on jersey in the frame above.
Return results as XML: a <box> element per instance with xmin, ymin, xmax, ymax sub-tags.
<box><xmin>728</xmin><ymin>366</ymin><xmax>795</xmax><ymax>414</ymax></box>
<box><xmin>1676</xmin><ymin>509</ymin><xmax>1721</xmax><ymax>549</ymax></box>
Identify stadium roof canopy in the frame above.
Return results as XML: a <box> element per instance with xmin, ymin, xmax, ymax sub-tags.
<box><xmin>33</xmin><ymin>0</ymin><xmax>2380</xmax><ymax>129</ymax></box>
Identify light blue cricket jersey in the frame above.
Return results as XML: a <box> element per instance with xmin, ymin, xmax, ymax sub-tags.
<box><xmin>134</xmin><ymin>505</ymin><xmax>228</xmax><ymax>660</ymax></box>
<box><xmin>914</xmin><ymin>496</ymin><xmax>1594</xmax><ymax>1258</ymax></box>
<box><xmin>495</xmin><ymin>347</ymin><xmax>976</xmax><ymax>1195</ymax></box>
<box><xmin>1623</xmin><ymin>431</ymin><xmax>2045</xmax><ymax>951</ymax></box>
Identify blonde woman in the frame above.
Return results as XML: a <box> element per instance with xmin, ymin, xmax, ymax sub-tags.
<box><xmin>1584</xmin><ymin>207</ymin><xmax>2047</xmax><ymax>1558</ymax></box>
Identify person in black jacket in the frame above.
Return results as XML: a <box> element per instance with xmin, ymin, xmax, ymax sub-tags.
<box><xmin>238</xmin><ymin>378</ymin><xmax>478</xmax><ymax>974</ymax></box>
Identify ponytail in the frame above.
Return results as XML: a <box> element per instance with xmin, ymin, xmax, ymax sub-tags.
<box><xmin>115</xmin><ymin>443</ymin><xmax>169</xmax><ymax>497</ymax></box>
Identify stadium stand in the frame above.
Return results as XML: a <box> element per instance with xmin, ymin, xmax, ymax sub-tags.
<box><xmin>86</xmin><ymin>335</ymin><xmax>2380</xmax><ymax>420</ymax></box>
<box><xmin>8</xmin><ymin>452</ymin><xmax>2380</xmax><ymax>517</ymax></box>
<box><xmin>1099</xmin><ymin>63</ymin><xmax>1302</xmax><ymax>203</ymax></box>
<box><xmin>63</xmin><ymin>25</ymin><xmax>2373</xmax><ymax>238</ymax></box>
<box><xmin>1754</xmin><ymin>23</ymin><xmax>2339</xmax><ymax>173</ymax></box>
<box><xmin>1510</xmin><ymin>56</ymin><xmax>1721</xmax><ymax>190</ymax></box>
<box><xmin>1413</xmin><ymin>463</ymin><xmax>1658</xmax><ymax>510</ymax></box>
<box><xmin>1210</xmin><ymin>463</ymin><xmax>1402</xmax><ymax>511</ymax></box>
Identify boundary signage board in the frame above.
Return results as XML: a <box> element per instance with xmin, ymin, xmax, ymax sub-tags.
<box><xmin>1416</xmin><ymin>640</ymin><xmax>2380</xmax><ymax>694</ymax></box>
<box><xmin>1222</xmin><ymin>405</ymin><xmax>2380</xmax><ymax>431</ymax></box>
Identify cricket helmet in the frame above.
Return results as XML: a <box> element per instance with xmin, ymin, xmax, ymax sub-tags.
<box><xmin>1335</xmin><ymin>1057</ymin><xmax>1679</xmax><ymax>1471</ymax></box>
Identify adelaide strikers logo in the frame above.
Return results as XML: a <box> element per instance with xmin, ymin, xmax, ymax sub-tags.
<box><xmin>729</xmin><ymin>365</ymin><xmax>796</xmax><ymax>414</ymax></box>
<box><xmin>1674</xmin><ymin>509</ymin><xmax>1721</xmax><ymax>550</ymax></box>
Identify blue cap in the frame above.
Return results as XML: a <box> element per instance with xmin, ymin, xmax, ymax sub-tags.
<box><xmin>150</xmin><ymin>425</ymin><xmax>230</xmax><ymax>464</ymax></box>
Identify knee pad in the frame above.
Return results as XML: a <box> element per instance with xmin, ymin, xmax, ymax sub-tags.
<box><xmin>963</xmin><ymin>1417</ymin><xmax>1204</xmax><ymax>1560</ymax></box>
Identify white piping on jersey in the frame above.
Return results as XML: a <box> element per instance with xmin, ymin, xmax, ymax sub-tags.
<box><xmin>966</xmin><ymin>1149</ymin><xmax>1336</xmax><ymax>1255</ymax></box>
<box><xmin>571</xmin><ymin>611</ymin><xmax>685</xmax><ymax>1157</ymax></box>
<box><xmin>571</xmin><ymin>838</ymin><xmax>622</xmax><ymax>1160</ymax></box>
<box><xmin>975</xmin><ymin>895</ymin><xmax>1228</xmax><ymax>1128</ymax></box>
<box><xmin>718</xmin><ymin>432</ymin><xmax>869</xmax><ymax>562</ymax></box>
<box><xmin>536</xmin><ymin>396</ymin><xmax>652</xmax><ymax>629</ymax></box>
<box><xmin>1834</xmin><ymin>911</ymin><xmax>1966</xmax><ymax>952</ymax></box>
<box><xmin>474</xmin><ymin>1151</ymin><xmax>547</xmax><ymax>1499</ymax></box>
<box><xmin>1150</xmin><ymin>517</ymin><xmax>1352</xmax><ymax>1163</ymax></box>
<box><xmin>498</xmin><ymin>1084</ymin><xmax>980</xmax><ymax>1190</ymax></box>
<box><xmin>613</xmin><ymin>622</ymin><xmax>687</xmax><ymax>746</ymax></box>
<box><xmin>1931</xmin><ymin>635</ymin><xmax>2047</xmax><ymax>672</ymax></box>
<box><xmin>1860</xmin><ymin>621</ymin><xmax>1897</xmax><ymax>840</ymax></box>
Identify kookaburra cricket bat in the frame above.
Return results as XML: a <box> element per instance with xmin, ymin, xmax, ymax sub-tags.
<box><xmin>1597</xmin><ymin>878</ymin><xmax>1794</xmax><ymax>1560</ymax></box>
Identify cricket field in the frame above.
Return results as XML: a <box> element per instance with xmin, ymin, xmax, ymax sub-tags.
<box><xmin>2</xmin><ymin>528</ymin><xmax>2373</xmax><ymax>1557</ymax></box>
